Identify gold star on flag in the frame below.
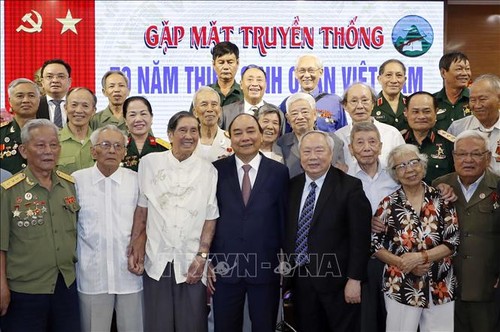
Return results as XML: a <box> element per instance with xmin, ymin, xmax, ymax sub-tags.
<box><xmin>56</xmin><ymin>9</ymin><xmax>82</xmax><ymax>35</ymax></box>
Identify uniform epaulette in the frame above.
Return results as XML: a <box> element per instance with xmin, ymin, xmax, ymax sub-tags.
<box><xmin>1</xmin><ymin>172</ymin><xmax>25</xmax><ymax>189</ymax></box>
<box><xmin>437</xmin><ymin>129</ymin><xmax>456</xmax><ymax>143</ymax></box>
<box><xmin>155</xmin><ymin>138</ymin><xmax>171</xmax><ymax>150</ymax></box>
<box><xmin>56</xmin><ymin>170</ymin><xmax>75</xmax><ymax>183</ymax></box>
<box><xmin>0</xmin><ymin>120</ymin><xmax>11</xmax><ymax>128</ymax></box>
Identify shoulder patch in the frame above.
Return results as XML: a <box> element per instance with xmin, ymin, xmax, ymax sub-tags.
<box><xmin>155</xmin><ymin>138</ymin><xmax>171</xmax><ymax>150</ymax></box>
<box><xmin>56</xmin><ymin>170</ymin><xmax>75</xmax><ymax>183</ymax></box>
<box><xmin>0</xmin><ymin>120</ymin><xmax>11</xmax><ymax>128</ymax></box>
<box><xmin>437</xmin><ymin>129</ymin><xmax>456</xmax><ymax>143</ymax></box>
<box><xmin>1</xmin><ymin>172</ymin><xmax>26</xmax><ymax>190</ymax></box>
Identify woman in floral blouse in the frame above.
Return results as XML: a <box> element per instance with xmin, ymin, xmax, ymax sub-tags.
<box><xmin>371</xmin><ymin>144</ymin><xmax>459</xmax><ymax>331</ymax></box>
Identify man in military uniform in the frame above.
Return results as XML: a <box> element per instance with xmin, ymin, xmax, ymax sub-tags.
<box><xmin>404</xmin><ymin>91</ymin><xmax>455</xmax><ymax>184</ymax></box>
<box><xmin>434</xmin><ymin>51</ymin><xmax>472</xmax><ymax>131</ymax></box>
<box><xmin>372</xmin><ymin>59</ymin><xmax>408</xmax><ymax>134</ymax></box>
<box><xmin>0</xmin><ymin>78</ymin><xmax>40</xmax><ymax>174</ymax></box>
<box><xmin>0</xmin><ymin>119</ymin><xmax>80</xmax><ymax>331</ymax></box>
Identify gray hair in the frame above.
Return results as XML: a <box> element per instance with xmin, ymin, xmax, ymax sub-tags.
<box><xmin>386</xmin><ymin>144</ymin><xmax>428</xmax><ymax>182</ymax></box>
<box><xmin>89</xmin><ymin>124</ymin><xmax>128</xmax><ymax>147</ymax></box>
<box><xmin>299</xmin><ymin>130</ymin><xmax>335</xmax><ymax>154</ymax></box>
<box><xmin>350</xmin><ymin>121</ymin><xmax>381</xmax><ymax>143</ymax></box>
<box><xmin>101</xmin><ymin>70</ymin><xmax>129</xmax><ymax>89</ymax></box>
<box><xmin>454</xmin><ymin>130</ymin><xmax>489</xmax><ymax>151</ymax></box>
<box><xmin>20</xmin><ymin>119</ymin><xmax>58</xmax><ymax>144</ymax></box>
<box><xmin>192</xmin><ymin>86</ymin><xmax>221</xmax><ymax>108</ymax></box>
<box><xmin>472</xmin><ymin>74</ymin><xmax>500</xmax><ymax>94</ymax></box>
<box><xmin>295</xmin><ymin>54</ymin><xmax>323</xmax><ymax>70</ymax></box>
<box><xmin>341</xmin><ymin>82</ymin><xmax>377</xmax><ymax>105</ymax></box>
<box><xmin>286</xmin><ymin>92</ymin><xmax>316</xmax><ymax>113</ymax></box>
<box><xmin>8</xmin><ymin>78</ymin><xmax>40</xmax><ymax>98</ymax></box>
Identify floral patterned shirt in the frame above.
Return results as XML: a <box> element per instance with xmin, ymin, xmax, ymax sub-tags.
<box><xmin>371</xmin><ymin>182</ymin><xmax>459</xmax><ymax>308</ymax></box>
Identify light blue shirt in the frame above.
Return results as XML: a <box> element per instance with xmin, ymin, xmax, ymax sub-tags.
<box><xmin>0</xmin><ymin>169</ymin><xmax>12</xmax><ymax>182</ymax></box>
<box><xmin>458</xmin><ymin>173</ymin><xmax>485</xmax><ymax>202</ymax></box>
<box><xmin>299</xmin><ymin>172</ymin><xmax>327</xmax><ymax>212</ymax></box>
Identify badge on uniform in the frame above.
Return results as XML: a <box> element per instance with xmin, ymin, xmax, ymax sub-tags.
<box><xmin>431</xmin><ymin>144</ymin><xmax>446</xmax><ymax>159</ymax></box>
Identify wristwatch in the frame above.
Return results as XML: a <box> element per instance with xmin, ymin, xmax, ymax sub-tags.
<box><xmin>196</xmin><ymin>252</ymin><xmax>209</xmax><ymax>259</ymax></box>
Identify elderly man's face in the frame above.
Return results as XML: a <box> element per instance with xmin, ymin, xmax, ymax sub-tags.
<box><xmin>168</xmin><ymin>116</ymin><xmax>199</xmax><ymax>161</ymax></box>
<box><xmin>9</xmin><ymin>83</ymin><xmax>40</xmax><ymax>118</ymax></box>
<box><xmin>294</xmin><ymin>56</ymin><xmax>323</xmax><ymax>93</ymax></box>
<box><xmin>405</xmin><ymin>94</ymin><xmax>436</xmax><ymax>132</ymax></box>
<box><xmin>194</xmin><ymin>90</ymin><xmax>222</xmax><ymax>127</ymax></box>
<box><xmin>241</xmin><ymin>68</ymin><xmax>266</xmax><ymax>104</ymax></box>
<box><xmin>344</xmin><ymin>84</ymin><xmax>374</xmax><ymax>123</ymax></box>
<box><xmin>103</xmin><ymin>73</ymin><xmax>129</xmax><ymax>107</ymax></box>
<box><xmin>91</xmin><ymin>129</ymin><xmax>126</xmax><ymax>171</ymax></box>
<box><xmin>469</xmin><ymin>79</ymin><xmax>500</xmax><ymax>126</ymax></box>
<box><xmin>453</xmin><ymin>136</ymin><xmax>491</xmax><ymax>185</ymax></box>
<box><xmin>349</xmin><ymin>130</ymin><xmax>382</xmax><ymax>167</ymax></box>
<box><xmin>213</xmin><ymin>53</ymin><xmax>239</xmax><ymax>83</ymax></box>
<box><xmin>230</xmin><ymin>115</ymin><xmax>262</xmax><ymax>163</ymax></box>
<box><xmin>441</xmin><ymin>59</ymin><xmax>471</xmax><ymax>90</ymax></box>
<box><xmin>378</xmin><ymin>62</ymin><xmax>406</xmax><ymax>97</ymax></box>
<box><xmin>258</xmin><ymin>112</ymin><xmax>280</xmax><ymax>145</ymax></box>
<box><xmin>300</xmin><ymin>133</ymin><xmax>333</xmax><ymax>180</ymax></box>
<box><xmin>41</xmin><ymin>63</ymin><xmax>71</xmax><ymax>98</ymax></box>
<box><xmin>66</xmin><ymin>89</ymin><xmax>96</xmax><ymax>127</ymax></box>
<box><xmin>286</xmin><ymin>99</ymin><xmax>316</xmax><ymax>135</ymax></box>
<box><xmin>19</xmin><ymin>126</ymin><xmax>61</xmax><ymax>173</ymax></box>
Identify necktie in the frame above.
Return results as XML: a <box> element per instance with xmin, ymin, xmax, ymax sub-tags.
<box><xmin>52</xmin><ymin>100</ymin><xmax>63</xmax><ymax>128</ymax></box>
<box><xmin>295</xmin><ymin>182</ymin><xmax>317</xmax><ymax>266</ymax></box>
<box><xmin>242</xmin><ymin>164</ymin><xmax>252</xmax><ymax>206</ymax></box>
<box><xmin>250</xmin><ymin>106</ymin><xmax>259</xmax><ymax>117</ymax></box>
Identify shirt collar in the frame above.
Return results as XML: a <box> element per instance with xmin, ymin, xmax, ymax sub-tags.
<box><xmin>305</xmin><ymin>170</ymin><xmax>327</xmax><ymax>189</ymax></box>
<box><xmin>92</xmin><ymin>164</ymin><xmax>122</xmax><ymax>184</ymax></box>
<box><xmin>457</xmin><ymin>172</ymin><xmax>485</xmax><ymax>192</ymax></box>
<box><xmin>235</xmin><ymin>153</ymin><xmax>262</xmax><ymax>171</ymax></box>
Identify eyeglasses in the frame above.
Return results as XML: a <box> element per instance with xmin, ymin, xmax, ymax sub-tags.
<box><xmin>347</xmin><ymin>99</ymin><xmax>372</xmax><ymax>107</ymax></box>
<box><xmin>296</xmin><ymin>67</ymin><xmax>320</xmax><ymax>75</ymax></box>
<box><xmin>43</xmin><ymin>74</ymin><xmax>69</xmax><ymax>81</ymax></box>
<box><xmin>392</xmin><ymin>158</ymin><xmax>421</xmax><ymax>172</ymax></box>
<box><xmin>94</xmin><ymin>141</ymin><xmax>125</xmax><ymax>151</ymax></box>
<box><xmin>452</xmin><ymin>151</ymin><xmax>489</xmax><ymax>160</ymax></box>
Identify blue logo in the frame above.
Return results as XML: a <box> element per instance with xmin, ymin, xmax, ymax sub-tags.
<box><xmin>392</xmin><ymin>15</ymin><xmax>434</xmax><ymax>57</ymax></box>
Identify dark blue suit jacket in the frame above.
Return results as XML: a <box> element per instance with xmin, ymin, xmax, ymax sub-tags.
<box><xmin>212</xmin><ymin>153</ymin><xmax>289</xmax><ymax>284</ymax></box>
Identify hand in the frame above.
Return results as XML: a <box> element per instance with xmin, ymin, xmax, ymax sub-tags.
<box><xmin>127</xmin><ymin>247</ymin><xmax>144</xmax><ymax>276</ymax></box>
<box><xmin>185</xmin><ymin>256</ymin><xmax>206</xmax><ymax>284</ymax></box>
<box><xmin>410</xmin><ymin>262</ymin><xmax>431</xmax><ymax>276</ymax></box>
<box><xmin>344</xmin><ymin>279</ymin><xmax>361</xmax><ymax>304</ymax></box>
<box><xmin>334</xmin><ymin>162</ymin><xmax>349</xmax><ymax>173</ymax></box>
<box><xmin>435</xmin><ymin>183</ymin><xmax>458</xmax><ymax>203</ymax></box>
<box><xmin>207</xmin><ymin>262</ymin><xmax>216</xmax><ymax>294</ymax></box>
<box><xmin>399</xmin><ymin>252</ymin><xmax>424</xmax><ymax>274</ymax></box>
<box><xmin>371</xmin><ymin>216</ymin><xmax>386</xmax><ymax>233</ymax></box>
<box><xmin>0</xmin><ymin>280</ymin><xmax>10</xmax><ymax>316</ymax></box>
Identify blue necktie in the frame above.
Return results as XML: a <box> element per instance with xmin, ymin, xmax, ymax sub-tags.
<box><xmin>52</xmin><ymin>100</ymin><xmax>63</xmax><ymax>128</ymax></box>
<box><xmin>295</xmin><ymin>182</ymin><xmax>317</xmax><ymax>266</ymax></box>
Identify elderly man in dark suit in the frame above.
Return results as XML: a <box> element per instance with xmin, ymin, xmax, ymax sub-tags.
<box><xmin>284</xmin><ymin>130</ymin><xmax>372</xmax><ymax>332</ymax></box>
<box><xmin>211</xmin><ymin>113</ymin><xmax>289</xmax><ymax>332</ymax></box>
<box><xmin>277</xmin><ymin>92</ymin><xmax>345</xmax><ymax>178</ymax></box>
<box><xmin>433</xmin><ymin>130</ymin><xmax>500</xmax><ymax>332</ymax></box>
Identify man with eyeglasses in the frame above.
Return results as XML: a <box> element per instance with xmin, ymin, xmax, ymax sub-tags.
<box><xmin>1</xmin><ymin>119</ymin><xmax>81</xmax><ymax>331</ymax></box>
<box><xmin>279</xmin><ymin>54</ymin><xmax>348</xmax><ymax>133</ymax></box>
<box><xmin>447</xmin><ymin>74</ymin><xmax>500</xmax><ymax>176</ymax></box>
<box><xmin>36</xmin><ymin>59</ymin><xmax>72</xmax><ymax>128</ymax></box>
<box><xmin>403</xmin><ymin>91</ymin><xmax>455</xmax><ymax>184</ymax></box>
<box><xmin>335</xmin><ymin>82</ymin><xmax>405</xmax><ymax>172</ymax></box>
<box><xmin>433</xmin><ymin>130</ymin><xmax>500</xmax><ymax>332</ymax></box>
<box><xmin>72</xmin><ymin>124</ymin><xmax>143</xmax><ymax>332</ymax></box>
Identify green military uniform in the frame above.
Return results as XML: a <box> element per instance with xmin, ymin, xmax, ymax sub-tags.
<box><xmin>0</xmin><ymin>120</ymin><xmax>27</xmax><ymax>174</ymax></box>
<box><xmin>189</xmin><ymin>81</ymin><xmax>243</xmax><ymax>113</ymax></box>
<box><xmin>123</xmin><ymin>134</ymin><xmax>170</xmax><ymax>172</ymax></box>
<box><xmin>404</xmin><ymin>128</ymin><xmax>455</xmax><ymax>185</ymax></box>
<box><xmin>433</xmin><ymin>87</ymin><xmax>471</xmax><ymax>131</ymax></box>
<box><xmin>0</xmin><ymin>168</ymin><xmax>79</xmax><ymax>294</ymax></box>
<box><xmin>90</xmin><ymin>106</ymin><xmax>128</xmax><ymax>133</ymax></box>
<box><xmin>58</xmin><ymin>126</ymin><xmax>94</xmax><ymax>174</ymax></box>
<box><xmin>371</xmin><ymin>92</ymin><xmax>408</xmax><ymax>134</ymax></box>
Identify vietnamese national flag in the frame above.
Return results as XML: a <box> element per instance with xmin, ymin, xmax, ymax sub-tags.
<box><xmin>4</xmin><ymin>0</ymin><xmax>95</xmax><ymax>110</ymax></box>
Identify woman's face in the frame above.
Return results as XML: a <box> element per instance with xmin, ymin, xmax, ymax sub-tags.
<box><xmin>392</xmin><ymin>152</ymin><xmax>424</xmax><ymax>187</ymax></box>
<box><xmin>125</xmin><ymin>100</ymin><xmax>152</xmax><ymax>137</ymax></box>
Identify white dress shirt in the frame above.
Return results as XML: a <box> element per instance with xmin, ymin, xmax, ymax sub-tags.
<box><xmin>74</xmin><ymin>165</ymin><xmax>142</xmax><ymax>294</ymax></box>
<box><xmin>244</xmin><ymin>100</ymin><xmax>265</xmax><ymax>115</ymax></box>
<box><xmin>137</xmin><ymin>151</ymin><xmax>219</xmax><ymax>283</ymax></box>
<box><xmin>299</xmin><ymin>172</ymin><xmax>327</xmax><ymax>212</ymax></box>
<box><xmin>235</xmin><ymin>153</ymin><xmax>262</xmax><ymax>189</ymax></box>
<box><xmin>46</xmin><ymin>95</ymin><xmax>67</xmax><ymax>125</ymax></box>
<box><xmin>194</xmin><ymin>127</ymin><xmax>232</xmax><ymax>162</ymax></box>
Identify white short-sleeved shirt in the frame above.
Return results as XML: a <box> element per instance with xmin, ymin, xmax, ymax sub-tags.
<box><xmin>137</xmin><ymin>151</ymin><xmax>219</xmax><ymax>283</ymax></box>
<box><xmin>74</xmin><ymin>165</ymin><xmax>142</xmax><ymax>294</ymax></box>
<box><xmin>193</xmin><ymin>127</ymin><xmax>232</xmax><ymax>162</ymax></box>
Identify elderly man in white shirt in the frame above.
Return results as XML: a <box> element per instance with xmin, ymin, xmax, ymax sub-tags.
<box><xmin>73</xmin><ymin>124</ymin><xmax>143</xmax><ymax>332</ymax></box>
<box><xmin>336</xmin><ymin>82</ymin><xmax>405</xmax><ymax>171</ymax></box>
<box><xmin>128</xmin><ymin>111</ymin><xmax>219</xmax><ymax>332</ymax></box>
<box><xmin>447</xmin><ymin>74</ymin><xmax>500</xmax><ymax>175</ymax></box>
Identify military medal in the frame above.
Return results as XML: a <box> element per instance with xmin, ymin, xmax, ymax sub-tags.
<box><xmin>25</xmin><ymin>193</ymin><xmax>32</xmax><ymax>200</ymax></box>
<box><xmin>23</xmin><ymin>221</ymin><xmax>30</xmax><ymax>227</ymax></box>
<box><xmin>495</xmin><ymin>139</ymin><xmax>500</xmax><ymax>162</ymax></box>
<box><xmin>431</xmin><ymin>144</ymin><xmax>446</xmax><ymax>160</ymax></box>
<box><xmin>17</xmin><ymin>220</ymin><xmax>24</xmax><ymax>227</ymax></box>
<box><xmin>479</xmin><ymin>193</ymin><xmax>486</xmax><ymax>199</ymax></box>
<box><xmin>4</xmin><ymin>137</ymin><xmax>10</xmax><ymax>143</ymax></box>
<box><xmin>12</xmin><ymin>208</ymin><xmax>21</xmax><ymax>217</ymax></box>
<box><xmin>376</xmin><ymin>111</ymin><xmax>381</xmax><ymax>116</ymax></box>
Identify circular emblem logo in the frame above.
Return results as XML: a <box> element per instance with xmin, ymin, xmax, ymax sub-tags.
<box><xmin>392</xmin><ymin>15</ymin><xmax>434</xmax><ymax>57</ymax></box>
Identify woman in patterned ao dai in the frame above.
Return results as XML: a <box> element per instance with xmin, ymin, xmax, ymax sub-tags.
<box><xmin>371</xmin><ymin>144</ymin><xmax>460</xmax><ymax>332</ymax></box>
